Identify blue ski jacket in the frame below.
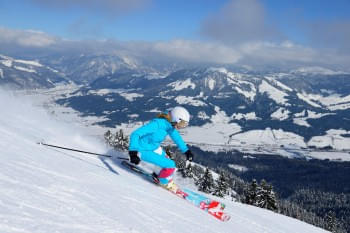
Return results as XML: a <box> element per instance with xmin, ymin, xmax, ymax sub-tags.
<box><xmin>129</xmin><ymin>117</ymin><xmax>188</xmax><ymax>153</ymax></box>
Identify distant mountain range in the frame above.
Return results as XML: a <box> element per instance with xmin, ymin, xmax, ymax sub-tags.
<box><xmin>0</xmin><ymin>54</ymin><xmax>69</xmax><ymax>89</ymax></box>
<box><xmin>59</xmin><ymin>65</ymin><xmax>350</xmax><ymax>139</ymax></box>
<box><xmin>1</xmin><ymin>53</ymin><xmax>350</xmax><ymax>155</ymax></box>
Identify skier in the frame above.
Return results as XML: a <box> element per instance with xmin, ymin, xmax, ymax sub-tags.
<box><xmin>128</xmin><ymin>106</ymin><xmax>194</xmax><ymax>191</ymax></box>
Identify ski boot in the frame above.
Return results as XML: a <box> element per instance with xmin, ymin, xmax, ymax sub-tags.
<box><xmin>151</xmin><ymin>172</ymin><xmax>160</xmax><ymax>184</ymax></box>
<box><xmin>162</xmin><ymin>180</ymin><xmax>179</xmax><ymax>193</ymax></box>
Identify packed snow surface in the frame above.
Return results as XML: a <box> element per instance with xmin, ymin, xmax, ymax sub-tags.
<box><xmin>0</xmin><ymin>89</ymin><xmax>329</xmax><ymax>233</ymax></box>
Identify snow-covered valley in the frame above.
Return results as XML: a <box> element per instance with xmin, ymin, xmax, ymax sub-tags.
<box><xmin>14</xmin><ymin>83</ymin><xmax>350</xmax><ymax>162</ymax></box>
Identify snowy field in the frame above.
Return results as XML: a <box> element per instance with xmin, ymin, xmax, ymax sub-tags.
<box><xmin>0</xmin><ymin>89</ymin><xmax>330</xmax><ymax>233</ymax></box>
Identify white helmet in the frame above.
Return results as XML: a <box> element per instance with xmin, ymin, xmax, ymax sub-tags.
<box><xmin>170</xmin><ymin>106</ymin><xmax>190</xmax><ymax>126</ymax></box>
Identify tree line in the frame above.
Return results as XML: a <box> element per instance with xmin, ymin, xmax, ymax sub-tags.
<box><xmin>104</xmin><ymin>129</ymin><xmax>347</xmax><ymax>232</ymax></box>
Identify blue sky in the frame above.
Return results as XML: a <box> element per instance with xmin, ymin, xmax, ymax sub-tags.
<box><xmin>0</xmin><ymin>0</ymin><xmax>349</xmax><ymax>69</ymax></box>
<box><xmin>0</xmin><ymin>0</ymin><xmax>223</xmax><ymax>41</ymax></box>
<box><xmin>1</xmin><ymin>0</ymin><xmax>349</xmax><ymax>42</ymax></box>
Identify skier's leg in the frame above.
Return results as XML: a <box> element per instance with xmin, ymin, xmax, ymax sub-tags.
<box><xmin>139</xmin><ymin>148</ymin><xmax>176</xmax><ymax>185</ymax></box>
<box><xmin>158</xmin><ymin>167</ymin><xmax>176</xmax><ymax>185</ymax></box>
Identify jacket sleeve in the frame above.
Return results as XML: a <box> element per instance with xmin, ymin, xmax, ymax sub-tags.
<box><xmin>129</xmin><ymin>120</ymin><xmax>159</xmax><ymax>151</ymax></box>
<box><xmin>168</xmin><ymin>128</ymin><xmax>189</xmax><ymax>153</ymax></box>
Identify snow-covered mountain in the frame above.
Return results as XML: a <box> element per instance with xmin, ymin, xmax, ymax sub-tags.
<box><xmin>38</xmin><ymin>53</ymin><xmax>141</xmax><ymax>84</ymax></box>
<box><xmin>52</xmin><ymin>66</ymin><xmax>350</xmax><ymax>160</ymax></box>
<box><xmin>38</xmin><ymin>53</ymin><xmax>181</xmax><ymax>84</ymax></box>
<box><xmin>0</xmin><ymin>88</ymin><xmax>330</xmax><ymax>233</ymax></box>
<box><xmin>1</xmin><ymin>52</ymin><xmax>350</xmax><ymax>160</ymax></box>
<box><xmin>0</xmin><ymin>54</ymin><xmax>69</xmax><ymax>89</ymax></box>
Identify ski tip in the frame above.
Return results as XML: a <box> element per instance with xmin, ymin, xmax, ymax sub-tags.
<box><xmin>209</xmin><ymin>211</ymin><xmax>231</xmax><ymax>222</ymax></box>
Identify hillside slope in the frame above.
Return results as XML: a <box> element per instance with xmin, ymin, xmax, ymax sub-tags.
<box><xmin>0</xmin><ymin>90</ymin><xmax>329</xmax><ymax>233</ymax></box>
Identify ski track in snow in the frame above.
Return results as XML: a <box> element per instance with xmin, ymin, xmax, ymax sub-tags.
<box><xmin>0</xmin><ymin>89</ymin><xmax>329</xmax><ymax>233</ymax></box>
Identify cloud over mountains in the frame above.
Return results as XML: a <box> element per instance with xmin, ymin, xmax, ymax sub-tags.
<box><xmin>1</xmin><ymin>26</ymin><xmax>349</xmax><ymax>71</ymax></box>
<box><xmin>1</xmin><ymin>0</ymin><xmax>349</xmax><ymax>71</ymax></box>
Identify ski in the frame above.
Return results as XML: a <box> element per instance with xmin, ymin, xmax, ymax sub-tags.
<box><xmin>121</xmin><ymin>161</ymin><xmax>231</xmax><ymax>222</ymax></box>
<box><xmin>121</xmin><ymin>160</ymin><xmax>160</xmax><ymax>184</ymax></box>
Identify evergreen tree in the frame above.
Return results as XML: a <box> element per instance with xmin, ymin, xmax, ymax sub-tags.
<box><xmin>230</xmin><ymin>189</ymin><xmax>237</xmax><ymax>202</ymax></box>
<box><xmin>325</xmin><ymin>211</ymin><xmax>337</xmax><ymax>232</ymax></box>
<box><xmin>181</xmin><ymin>162</ymin><xmax>194</xmax><ymax>178</ymax></box>
<box><xmin>197</xmin><ymin>167</ymin><xmax>215</xmax><ymax>193</ymax></box>
<box><xmin>192</xmin><ymin>164</ymin><xmax>205</xmax><ymax>181</ymax></box>
<box><xmin>213</xmin><ymin>170</ymin><xmax>230</xmax><ymax>197</ymax></box>
<box><xmin>114</xmin><ymin>129</ymin><xmax>129</xmax><ymax>151</ymax></box>
<box><xmin>104</xmin><ymin>130</ymin><xmax>113</xmax><ymax>145</ymax></box>
<box><xmin>258</xmin><ymin>179</ymin><xmax>278</xmax><ymax>211</ymax></box>
<box><xmin>244</xmin><ymin>179</ymin><xmax>260</xmax><ymax>206</ymax></box>
<box><xmin>175</xmin><ymin>156</ymin><xmax>186</xmax><ymax>171</ymax></box>
<box><xmin>104</xmin><ymin>129</ymin><xmax>129</xmax><ymax>151</ymax></box>
<box><xmin>244</xmin><ymin>179</ymin><xmax>278</xmax><ymax>211</ymax></box>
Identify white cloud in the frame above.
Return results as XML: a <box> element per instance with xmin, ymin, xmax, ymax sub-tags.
<box><xmin>151</xmin><ymin>40</ymin><xmax>241</xmax><ymax>64</ymax></box>
<box><xmin>0</xmin><ymin>27</ymin><xmax>57</xmax><ymax>47</ymax></box>
<box><xmin>239</xmin><ymin>41</ymin><xmax>316</xmax><ymax>62</ymax></box>
<box><xmin>237</xmin><ymin>40</ymin><xmax>350</xmax><ymax>69</ymax></box>
<box><xmin>200</xmin><ymin>0</ymin><xmax>282</xmax><ymax>44</ymax></box>
<box><xmin>0</xmin><ymin>27</ymin><xmax>349</xmax><ymax>71</ymax></box>
<box><xmin>29</xmin><ymin>0</ymin><xmax>150</xmax><ymax>16</ymax></box>
<box><xmin>195</xmin><ymin>0</ymin><xmax>350</xmax><ymax>70</ymax></box>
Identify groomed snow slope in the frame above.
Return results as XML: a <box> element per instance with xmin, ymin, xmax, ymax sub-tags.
<box><xmin>0</xmin><ymin>90</ymin><xmax>329</xmax><ymax>233</ymax></box>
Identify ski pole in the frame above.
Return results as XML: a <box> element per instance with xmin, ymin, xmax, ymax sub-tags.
<box><xmin>37</xmin><ymin>142</ymin><xmax>128</xmax><ymax>160</ymax></box>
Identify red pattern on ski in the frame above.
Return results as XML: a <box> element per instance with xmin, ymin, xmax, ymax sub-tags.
<box><xmin>121</xmin><ymin>161</ymin><xmax>231</xmax><ymax>222</ymax></box>
<box><xmin>162</xmin><ymin>186</ymin><xmax>231</xmax><ymax>222</ymax></box>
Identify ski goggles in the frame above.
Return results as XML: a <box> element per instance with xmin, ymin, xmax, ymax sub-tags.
<box><xmin>175</xmin><ymin>119</ymin><xmax>189</xmax><ymax>129</ymax></box>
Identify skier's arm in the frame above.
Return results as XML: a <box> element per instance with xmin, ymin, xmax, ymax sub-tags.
<box><xmin>168</xmin><ymin>128</ymin><xmax>189</xmax><ymax>154</ymax></box>
<box><xmin>129</xmin><ymin>120</ymin><xmax>159</xmax><ymax>151</ymax></box>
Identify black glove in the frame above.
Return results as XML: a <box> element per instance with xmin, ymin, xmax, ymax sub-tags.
<box><xmin>129</xmin><ymin>151</ymin><xmax>140</xmax><ymax>165</ymax></box>
<box><xmin>184</xmin><ymin>150</ymin><xmax>194</xmax><ymax>162</ymax></box>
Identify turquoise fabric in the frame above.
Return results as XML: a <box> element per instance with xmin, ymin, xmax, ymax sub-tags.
<box><xmin>129</xmin><ymin>118</ymin><xmax>188</xmax><ymax>153</ymax></box>
<box><xmin>139</xmin><ymin>149</ymin><xmax>175</xmax><ymax>168</ymax></box>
